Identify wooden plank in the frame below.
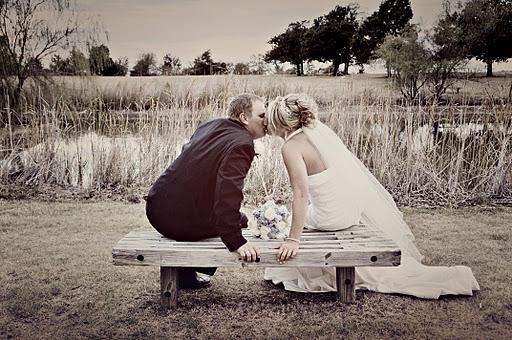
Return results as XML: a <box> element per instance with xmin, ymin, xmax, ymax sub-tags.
<box><xmin>336</xmin><ymin>267</ymin><xmax>355</xmax><ymax>303</ymax></box>
<box><xmin>160</xmin><ymin>267</ymin><xmax>178</xmax><ymax>309</ymax></box>
<box><xmin>112</xmin><ymin>248</ymin><xmax>401</xmax><ymax>268</ymax></box>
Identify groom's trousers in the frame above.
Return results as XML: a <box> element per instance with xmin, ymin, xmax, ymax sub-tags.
<box><xmin>146</xmin><ymin>195</ymin><xmax>249</xmax><ymax>276</ymax></box>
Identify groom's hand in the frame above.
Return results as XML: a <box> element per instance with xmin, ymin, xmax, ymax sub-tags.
<box><xmin>236</xmin><ymin>242</ymin><xmax>260</xmax><ymax>262</ymax></box>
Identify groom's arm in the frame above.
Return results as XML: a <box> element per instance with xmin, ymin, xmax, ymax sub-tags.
<box><xmin>213</xmin><ymin>143</ymin><xmax>255</xmax><ymax>252</ymax></box>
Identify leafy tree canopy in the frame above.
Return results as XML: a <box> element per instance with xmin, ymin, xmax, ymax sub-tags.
<box><xmin>264</xmin><ymin>21</ymin><xmax>309</xmax><ymax>76</ymax></box>
<box><xmin>306</xmin><ymin>5</ymin><xmax>359</xmax><ymax>75</ymax></box>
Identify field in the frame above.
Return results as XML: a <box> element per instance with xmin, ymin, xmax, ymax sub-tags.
<box><xmin>0</xmin><ymin>74</ymin><xmax>511</xmax><ymax>339</ymax></box>
<box><xmin>0</xmin><ymin>201</ymin><xmax>511</xmax><ymax>339</ymax></box>
<box><xmin>1</xmin><ymin>73</ymin><xmax>511</xmax><ymax>206</ymax></box>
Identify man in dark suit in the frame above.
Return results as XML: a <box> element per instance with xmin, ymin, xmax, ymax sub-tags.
<box><xmin>146</xmin><ymin>94</ymin><xmax>267</xmax><ymax>288</ymax></box>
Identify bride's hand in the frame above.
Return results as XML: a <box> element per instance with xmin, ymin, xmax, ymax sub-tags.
<box><xmin>277</xmin><ymin>240</ymin><xmax>299</xmax><ymax>263</ymax></box>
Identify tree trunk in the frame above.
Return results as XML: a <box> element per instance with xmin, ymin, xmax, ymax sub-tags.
<box><xmin>13</xmin><ymin>78</ymin><xmax>24</xmax><ymax>113</ymax></box>
<box><xmin>486</xmin><ymin>60</ymin><xmax>493</xmax><ymax>77</ymax></box>
<box><xmin>332</xmin><ymin>60</ymin><xmax>340</xmax><ymax>77</ymax></box>
<box><xmin>343</xmin><ymin>62</ymin><xmax>349</xmax><ymax>75</ymax></box>
<box><xmin>295</xmin><ymin>62</ymin><xmax>301</xmax><ymax>76</ymax></box>
<box><xmin>386</xmin><ymin>61</ymin><xmax>392</xmax><ymax>78</ymax></box>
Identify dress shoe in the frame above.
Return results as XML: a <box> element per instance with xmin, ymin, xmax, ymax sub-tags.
<box><xmin>178</xmin><ymin>269</ymin><xmax>211</xmax><ymax>289</ymax></box>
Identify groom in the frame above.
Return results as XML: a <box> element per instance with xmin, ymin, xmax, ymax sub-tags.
<box><xmin>145</xmin><ymin>93</ymin><xmax>266</xmax><ymax>288</ymax></box>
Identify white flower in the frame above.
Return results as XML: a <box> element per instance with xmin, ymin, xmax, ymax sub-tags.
<box><xmin>260</xmin><ymin>226</ymin><xmax>271</xmax><ymax>239</ymax></box>
<box><xmin>275</xmin><ymin>232</ymin><xmax>286</xmax><ymax>240</ymax></box>
<box><xmin>264</xmin><ymin>208</ymin><xmax>277</xmax><ymax>220</ymax></box>
<box><xmin>275</xmin><ymin>214</ymin><xmax>282</xmax><ymax>221</ymax></box>
<box><xmin>249</xmin><ymin>224</ymin><xmax>261</xmax><ymax>237</ymax></box>
<box><xmin>276</xmin><ymin>221</ymin><xmax>287</xmax><ymax>231</ymax></box>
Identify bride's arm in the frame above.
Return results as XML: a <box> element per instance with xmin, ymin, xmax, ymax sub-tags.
<box><xmin>277</xmin><ymin>141</ymin><xmax>308</xmax><ymax>262</ymax></box>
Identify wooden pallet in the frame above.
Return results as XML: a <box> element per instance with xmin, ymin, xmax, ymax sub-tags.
<box><xmin>113</xmin><ymin>224</ymin><xmax>401</xmax><ymax>309</ymax></box>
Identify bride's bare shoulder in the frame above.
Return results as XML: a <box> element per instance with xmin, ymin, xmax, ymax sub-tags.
<box><xmin>282</xmin><ymin>135</ymin><xmax>307</xmax><ymax>156</ymax></box>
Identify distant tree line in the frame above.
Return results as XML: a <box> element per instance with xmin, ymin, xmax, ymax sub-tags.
<box><xmin>264</xmin><ymin>0</ymin><xmax>413</xmax><ymax>76</ymax></box>
<box><xmin>264</xmin><ymin>0</ymin><xmax>512</xmax><ymax>78</ymax></box>
<box><xmin>2</xmin><ymin>0</ymin><xmax>511</xmax><ymax>114</ymax></box>
<box><xmin>49</xmin><ymin>45</ymin><xmax>129</xmax><ymax>76</ymax></box>
<box><xmin>47</xmin><ymin>48</ymin><xmax>270</xmax><ymax>77</ymax></box>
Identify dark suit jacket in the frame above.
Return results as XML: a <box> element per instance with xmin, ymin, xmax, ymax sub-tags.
<box><xmin>146</xmin><ymin>118</ymin><xmax>255</xmax><ymax>251</ymax></box>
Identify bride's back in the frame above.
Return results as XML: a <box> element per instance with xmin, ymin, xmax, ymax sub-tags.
<box><xmin>287</xmin><ymin>132</ymin><xmax>326</xmax><ymax>177</ymax></box>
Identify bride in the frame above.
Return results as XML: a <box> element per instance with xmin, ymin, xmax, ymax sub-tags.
<box><xmin>263</xmin><ymin>93</ymin><xmax>480</xmax><ymax>299</ymax></box>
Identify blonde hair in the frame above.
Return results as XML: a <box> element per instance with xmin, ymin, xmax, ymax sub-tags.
<box><xmin>267</xmin><ymin>93</ymin><xmax>318</xmax><ymax>134</ymax></box>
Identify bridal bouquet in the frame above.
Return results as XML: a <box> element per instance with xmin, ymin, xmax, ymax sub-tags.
<box><xmin>249</xmin><ymin>200</ymin><xmax>291</xmax><ymax>240</ymax></box>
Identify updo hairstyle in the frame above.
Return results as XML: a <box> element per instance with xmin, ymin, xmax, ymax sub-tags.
<box><xmin>267</xmin><ymin>93</ymin><xmax>318</xmax><ymax>134</ymax></box>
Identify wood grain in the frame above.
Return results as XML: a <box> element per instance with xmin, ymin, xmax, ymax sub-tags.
<box><xmin>112</xmin><ymin>225</ymin><xmax>401</xmax><ymax>268</ymax></box>
<box><xmin>336</xmin><ymin>267</ymin><xmax>355</xmax><ymax>303</ymax></box>
<box><xmin>160</xmin><ymin>267</ymin><xmax>178</xmax><ymax>308</ymax></box>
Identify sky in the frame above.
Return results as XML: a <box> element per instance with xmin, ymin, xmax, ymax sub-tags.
<box><xmin>75</xmin><ymin>0</ymin><xmax>511</xmax><ymax>72</ymax></box>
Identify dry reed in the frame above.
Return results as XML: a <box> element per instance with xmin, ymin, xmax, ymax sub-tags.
<box><xmin>0</xmin><ymin>74</ymin><xmax>510</xmax><ymax>206</ymax></box>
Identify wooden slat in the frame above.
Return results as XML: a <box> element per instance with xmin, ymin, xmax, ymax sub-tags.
<box><xmin>112</xmin><ymin>247</ymin><xmax>401</xmax><ymax>267</ymax></box>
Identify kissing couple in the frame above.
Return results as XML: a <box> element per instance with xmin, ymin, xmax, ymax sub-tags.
<box><xmin>145</xmin><ymin>93</ymin><xmax>479</xmax><ymax>298</ymax></box>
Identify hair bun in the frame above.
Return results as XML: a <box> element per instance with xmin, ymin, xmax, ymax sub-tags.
<box><xmin>267</xmin><ymin>93</ymin><xmax>318</xmax><ymax>134</ymax></box>
<box><xmin>299</xmin><ymin>109</ymin><xmax>314</xmax><ymax>127</ymax></box>
<box><xmin>289</xmin><ymin>94</ymin><xmax>317</xmax><ymax>128</ymax></box>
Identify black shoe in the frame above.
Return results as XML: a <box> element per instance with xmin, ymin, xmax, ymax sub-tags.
<box><xmin>178</xmin><ymin>269</ymin><xmax>211</xmax><ymax>289</ymax></box>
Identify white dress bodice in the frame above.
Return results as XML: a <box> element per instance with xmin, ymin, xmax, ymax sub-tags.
<box><xmin>284</xmin><ymin>128</ymin><xmax>361</xmax><ymax>231</ymax></box>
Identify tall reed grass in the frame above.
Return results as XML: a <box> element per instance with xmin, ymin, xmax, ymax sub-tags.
<box><xmin>1</xmin><ymin>75</ymin><xmax>511</xmax><ymax>206</ymax></box>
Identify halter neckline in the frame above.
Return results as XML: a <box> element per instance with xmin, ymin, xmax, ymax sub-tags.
<box><xmin>285</xmin><ymin>128</ymin><xmax>303</xmax><ymax>142</ymax></box>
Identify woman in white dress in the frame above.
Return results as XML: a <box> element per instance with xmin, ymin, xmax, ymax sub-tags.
<box><xmin>264</xmin><ymin>93</ymin><xmax>480</xmax><ymax>299</ymax></box>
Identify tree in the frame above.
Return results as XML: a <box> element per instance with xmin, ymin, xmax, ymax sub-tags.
<box><xmin>49</xmin><ymin>54</ymin><xmax>70</xmax><ymax>74</ymax></box>
<box><xmin>102</xmin><ymin>57</ymin><xmax>128</xmax><ymax>76</ymax></box>
<box><xmin>455</xmin><ymin>0</ymin><xmax>512</xmax><ymax>77</ymax></box>
<box><xmin>234</xmin><ymin>62</ymin><xmax>250</xmax><ymax>75</ymax></box>
<box><xmin>87</xmin><ymin>44</ymin><xmax>128</xmax><ymax>76</ymax></box>
<box><xmin>130</xmin><ymin>53</ymin><xmax>158</xmax><ymax>76</ymax></box>
<box><xmin>427</xmin><ymin>2</ymin><xmax>468</xmax><ymax>102</ymax></box>
<box><xmin>306</xmin><ymin>5</ymin><xmax>359</xmax><ymax>76</ymax></box>
<box><xmin>377</xmin><ymin>0</ymin><xmax>414</xmax><ymax>35</ymax></box>
<box><xmin>0</xmin><ymin>0</ymin><xmax>77</xmax><ymax>112</ymax></box>
<box><xmin>191</xmin><ymin>49</ymin><xmax>213</xmax><ymax>75</ymax></box>
<box><xmin>0</xmin><ymin>34</ymin><xmax>15</xmax><ymax>76</ymax></box>
<box><xmin>354</xmin><ymin>0</ymin><xmax>413</xmax><ymax>73</ymax></box>
<box><xmin>249</xmin><ymin>54</ymin><xmax>269</xmax><ymax>75</ymax></box>
<box><xmin>49</xmin><ymin>47</ymin><xmax>88</xmax><ymax>75</ymax></box>
<box><xmin>88</xmin><ymin>44</ymin><xmax>111</xmax><ymax>75</ymax></box>
<box><xmin>161</xmin><ymin>53</ymin><xmax>181</xmax><ymax>75</ymax></box>
<box><xmin>188</xmin><ymin>50</ymin><xmax>227</xmax><ymax>75</ymax></box>
<box><xmin>265</xmin><ymin>21</ymin><xmax>309</xmax><ymax>76</ymax></box>
<box><xmin>69</xmin><ymin>47</ymin><xmax>89</xmax><ymax>75</ymax></box>
<box><xmin>376</xmin><ymin>25</ymin><xmax>431</xmax><ymax>104</ymax></box>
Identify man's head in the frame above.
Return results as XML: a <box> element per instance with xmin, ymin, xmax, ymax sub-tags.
<box><xmin>227</xmin><ymin>94</ymin><xmax>267</xmax><ymax>139</ymax></box>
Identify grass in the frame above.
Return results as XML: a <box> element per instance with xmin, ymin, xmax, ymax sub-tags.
<box><xmin>0</xmin><ymin>200</ymin><xmax>511</xmax><ymax>339</ymax></box>
<box><xmin>1</xmin><ymin>74</ymin><xmax>511</xmax><ymax>207</ymax></box>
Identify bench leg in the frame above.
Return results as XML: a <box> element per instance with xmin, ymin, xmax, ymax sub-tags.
<box><xmin>336</xmin><ymin>267</ymin><xmax>355</xmax><ymax>303</ymax></box>
<box><xmin>160</xmin><ymin>267</ymin><xmax>179</xmax><ymax>309</ymax></box>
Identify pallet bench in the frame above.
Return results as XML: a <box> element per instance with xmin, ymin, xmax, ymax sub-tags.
<box><xmin>112</xmin><ymin>224</ymin><xmax>401</xmax><ymax>309</ymax></box>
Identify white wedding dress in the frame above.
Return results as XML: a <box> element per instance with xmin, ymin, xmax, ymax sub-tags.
<box><xmin>264</xmin><ymin>122</ymin><xmax>480</xmax><ymax>299</ymax></box>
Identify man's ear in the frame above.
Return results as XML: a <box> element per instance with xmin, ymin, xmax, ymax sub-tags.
<box><xmin>238</xmin><ymin>112</ymin><xmax>249</xmax><ymax>125</ymax></box>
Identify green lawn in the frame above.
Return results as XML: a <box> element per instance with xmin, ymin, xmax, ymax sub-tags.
<box><xmin>0</xmin><ymin>201</ymin><xmax>511</xmax><ymax>339</ymax></box>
